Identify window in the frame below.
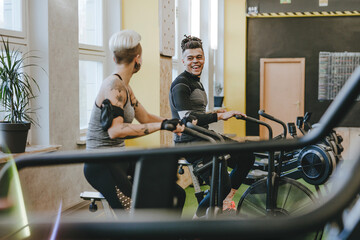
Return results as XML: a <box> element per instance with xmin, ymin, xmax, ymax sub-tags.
<box><xmin>0</xmin><ymin>44</ymin><xmax>30</xmax><ymax>121</ymax></box>
<box><xmin>0</xmin><ymin>0</ymin><xmax>27</xmax><ymax>118</ymax></box>
<box><xmin>0</xmin><ymin>0</ymin><xmax>25</xmax><ymax>38</ymax></box>
<box><xmin>78</xmin><ymin>0</ymin><xmax>103</xmax><ymax>47</ymax></box>
<box><xmin>79</xmin><ymin>59</ymin><xmax>103</xmax><ymax>130</ymax></box>
<box><xmin>78</xmin><ymin>0</ymin><xmax>105</xmax><ymax>132</ymax></box>
<box><xmin>190</xmin><ymin>0</ymin><xmax>200</xmax><ymax>38</ymax></box>
<box><xmin>210</xmin><ymin>0</ymin><xmax>218</xmax><ymax>50</ymax></box>
<box><xmin>173</xmin><ymin>0</ymin><xmax>223</xmax><ymax>109</ymax></box>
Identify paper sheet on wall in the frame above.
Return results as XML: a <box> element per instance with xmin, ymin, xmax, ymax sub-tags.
<box><xmin>319</xmin><ymin>0</ymin><xmax>328</xmax><ymax>7</ymax></box>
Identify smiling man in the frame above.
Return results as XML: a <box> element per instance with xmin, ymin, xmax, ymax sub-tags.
<box><xmin>169</xmin><ymin>35</ymin><xmax>255</xmax><ymax>218</ymax></box>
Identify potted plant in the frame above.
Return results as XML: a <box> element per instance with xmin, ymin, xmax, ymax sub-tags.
<box><xmin>0</xmin><ymin>36</ymin><xmax>41</xmax><ymax>153</ymax></box>
<box><xmin>214</xmin><ymin>81</ymin><xmax>224</xmax><ymax>108</ymax></box>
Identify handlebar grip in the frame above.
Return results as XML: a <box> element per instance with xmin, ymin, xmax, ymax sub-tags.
<box><xmin>258</xmin><ymin>109</ymin><xmax>276</xmax><ymax>121</ymax></box>
<box><xmin>303</xmin><ymin>112</ymin><xmax>312</xmax><ymax>122</ymax></box>
<box><xmin>235</xmin><ymin>114</ymin><xmax>245</xmax><ymax>120</ymax></box>
<box><xmin>245</xmin><ymin>116</ymin><xmax>261</xmax><ymax>123</ymax></box>
<box><xmin>235</xmin><ymin>114</ymin><xmax>273</xmax><ymax>139</ymax></box>
<box><xmin>236</xmin><ymin>114</ymin><xmax>261</xmax><ymax>124</ymax></box>
<box><xmin>183</xmin><ymin>127</ymin><xmax>217</xmax><ymax>143</ymax></box>
<box><xmin>162</xmin><ymin>123</ymin><xmax>176</xmax><ymax>131</ymax></box>
<box><xmin>186</xmin><ymin>122</ymin><xmax>225</xmax><ymax>142</ymax></box>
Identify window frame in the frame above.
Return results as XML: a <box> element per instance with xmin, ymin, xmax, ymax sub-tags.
<box><xmin>0</xmin><ymin>0</ymin><xmax>27</xmax><ymax>39</ymax></box>
<box><xmin>173</xmin><ymin>0</ymin><xmax>224</xmax><ymax>110</ymax></box>
<box><xmin>0</xmin><ymin>0</ymin><xmax>28</xmax><ymax>120</ymax></box>
<box><xmin>78</xmin><ymin>0</ymin><xmax>106</xmax><ymax>135</ymax></box>
<box><xmin>78</xmin><ymin>0</ymin><xmax>105</xmax><ymax>52</ymax></box>
<box><xmin>78</xmin><ymin>53</ymin><xmax>106</xmax><ymax>134</ymax></box>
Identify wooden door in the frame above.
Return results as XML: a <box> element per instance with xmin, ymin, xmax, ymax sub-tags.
<box><xmin>260</xmin><ymin>58</ymin><xmax>305</xmax><ymax>139</ymax></box>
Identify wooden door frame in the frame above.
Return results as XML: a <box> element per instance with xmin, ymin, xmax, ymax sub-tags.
<box><xmin>259</xmin><ymin>58</ymin><xmax>305</xmax><ymax>138</ymax></box>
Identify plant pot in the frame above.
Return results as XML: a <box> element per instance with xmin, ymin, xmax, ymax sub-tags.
<box><xmin>0</xmin><ymin>122</ymin><xmax>30</xmax><ymax>153</ymax></box>
<box><xmin>214</xmin><ymin>96</ymin><xmax>224</xmax><ymax>108</ymax></box>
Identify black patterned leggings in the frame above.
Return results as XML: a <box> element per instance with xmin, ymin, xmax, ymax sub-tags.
<box><xmin>83</xmin><ymin>161</ymin><xmax>185</xmax><ymax>213</ymax></box>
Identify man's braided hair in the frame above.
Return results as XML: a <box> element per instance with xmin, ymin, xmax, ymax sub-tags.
<box><xmin>181</xmin><ymin>35</ymin><xmax>203</xmax><ymax>54</ymax></box>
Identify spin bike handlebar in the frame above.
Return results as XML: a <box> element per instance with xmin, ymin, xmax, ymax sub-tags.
<box><xmin>258</xmin><ymin>111</ymin><xmax>288</xmax><ymax>181</ymax></box>
<box><xmin>235</xmin><ymin>114</ymin><xmax>273</xmax><ymax>139</ymax></box>
<box><xmin>179</xmin><ymin>122</ymin><xmax>228</xmax><ymax>212</ymax></box>
<box><xmin>185</xmin><ymin>122</ymin><xmax>225</xmax><ymax>142</ymax></box>
<box><xmin>184</xmin><ymin>122</ymin><xmax>229</xmax><ymax>176</ymax></box>
<box><xmin>258</xmin><ymin>109</ymin><xmax>287</xmax><ymax>139</ymax></box>
<box><xmin>235</xmin><ymin>114</ymin><xmax>277</xmax><ymax>210</ymax></box>
<box><xmin>162</xmin><ymin>123</ymin><xmax>217</xmax><ymax>144</ymax></box>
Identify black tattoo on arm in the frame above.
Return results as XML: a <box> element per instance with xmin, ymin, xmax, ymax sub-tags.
<box><xmin>109</xmin><ymin>79</ymin><xmax>127</xmax><ymax>106</ymax></box>
<box><xmin>116</xmin><ymin>94</ymin><xmax>124</xmax><ymax>104</ymax></box>
<box><xmin>144</xmin><ymin>127</ymin><xmax>150</xmax><ymax>135</ymax></box>
<box><xmin>120</xmin><ymin>123</ymin><xmax>150</xmax><ymax>139</ymax></box>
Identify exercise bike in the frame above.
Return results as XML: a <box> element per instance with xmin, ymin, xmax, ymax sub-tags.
<box><xmin>243</xmin><ymin>110</ymin><xmax>344</xmax><ymax>188</ymax></box>
<box><xmin>291</xmin><ymin>112</ymin><xmax>344</xmax><ymax>186</ymax></box>
<box><xmin>179</xmin><ymin>122</ymin><xmax>238</xmax><ymax>218</ymax></box>
<box><xmin>235</xmin><ymin>113</ymin><xmax>323</xmax><ymax>239</ymax></box>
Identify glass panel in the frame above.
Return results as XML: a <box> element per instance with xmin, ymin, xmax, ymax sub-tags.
<box><xmin>172</xmin><ymin>66</ymin><xmax>178</xmax><ymax>82</ymax></box>
<box><xmin>210</xmin><ymin>0</ymin><xmax>218</xmax><ymax>50</ymax></box>
<box><xmin>190</xmin><ymin>0</ymin><xmax>200</xmax><ymax>37</ymax></box>
<box><xmin>78</xmin><ymin>0</ymin><xmax>103</xmax><ymax>46</ymax></box>
<box><xmin>0</xmin><ymin>0</ymin><xmax>22</xmax><ymax>31</ymax></box>
<box><xmin>79</xmin><ymin>60</ymin><xmax>103</xmax><ymax>130</ymax></box>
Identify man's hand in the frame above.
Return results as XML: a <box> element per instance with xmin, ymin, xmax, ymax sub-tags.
<box><xmin>160</xmin><ymin>118</ymin><xmax>185</xmax><ymax>135</ymax></box>
<box><xmin>181</xmin><ymin>115</ymin><xmax>198</xmax><ymax>126</ymax></box>
<box><xmin>214</xmin><ymin>108</ymin><xmax>226</xmax><ymax>113</ymax></box>
<box><xmin>217</xmin><ymin>110</ymin><xmax>246</xmax><ymax>121</ymax></box>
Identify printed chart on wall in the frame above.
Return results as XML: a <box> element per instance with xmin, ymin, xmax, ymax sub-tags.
<box><xmin>319</xmin><ymin>52</ymin><xmax>360</xmax><ymax>101</ymax></box>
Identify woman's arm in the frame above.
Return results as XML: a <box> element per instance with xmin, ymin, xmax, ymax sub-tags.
<box><xmin>108</xmin><ymin>117</ymin><xmax>162</xmax><ymax>139</ymax></box>
<box><xmin>128</xmin><ymin>86</ymin><xmax>164</xmax><ymax>123</ymax></box>
<box><xmin>105</xmin><ymin>79</ymin><xmax>183</xmax><ymax>139</ymax></box>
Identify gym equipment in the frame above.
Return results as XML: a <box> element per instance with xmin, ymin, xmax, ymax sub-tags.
<box><xmin>79</xmin><ymin>191</ymin><xmax>116</xmax><ymax>219</ymax></box>
<box><xmin>177</xmin><ymin>159</ymin><xmax>206</xmax><ymax>204</ymax></box>
<box><xmin>235</xmin><ymin>116</ymin><xmax>316</xmax><ymax>211</ymax></box>
<box><xmin>291</xmin><ymin>112</ymin><xmax>344</xmax><ymax>186</ymax></box>
<box><xmin>247</xmin><ymin>110</ymin><xmax>344</xmax><ymax>187</ymax></box>
<box><xmin>182</xmin><ymin>122</ymin><xmax>230</xmax><ymax>217</ymax></box>
<box><xmin>80</xmin><ymin>191</ymin><xmax>105</xmax><ymax>212</ymax></box>
<box><xmin>236</xmin><ymin>114</ymin><xmax>323</xmax><ymax>239</ymax></box>
<box><xmin>0</xmin><ymin>67</ymin><xmax>358</xmax><ymax>239</ymax></box>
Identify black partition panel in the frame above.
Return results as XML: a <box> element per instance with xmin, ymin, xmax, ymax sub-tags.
<box><xmin>246</xmin><ymin>16</ymin><xmax>360</xmax><ymax>136</ymax></box>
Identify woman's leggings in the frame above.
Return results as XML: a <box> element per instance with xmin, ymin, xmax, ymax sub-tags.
<box><xmin>83</xmin><ymin>161</ymin><xmax>186</xmax><ymax>213</ymax></box>
<box><xmin>84</xmin><ymin>162</ymin><xmax>133</xmax><ymax>209</ymax></box>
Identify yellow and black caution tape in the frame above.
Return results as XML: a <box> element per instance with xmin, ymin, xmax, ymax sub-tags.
<box><xmin>247</xmin><ymin>11</ymin><xmax>360</xmax><ymax>18</ymax></box>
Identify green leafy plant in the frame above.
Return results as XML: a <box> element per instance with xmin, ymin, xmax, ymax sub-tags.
<box><xmin>0</xmin><ymin>36</ymin><xmax>42</xmax><ymax>125</ymax></box>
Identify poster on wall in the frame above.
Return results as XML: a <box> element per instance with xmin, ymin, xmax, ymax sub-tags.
<box><xmin>319</xmin><ymin>0</ymin><xmax>329</xmax><ymax>7</ymax></box>
<box><xmin>318</xmin><ymin>52</ymin><xmax>360</xmax><ymax>101</ymax></box>
<box><xmin>280</xmin><ymin>0</ymin><xmax>291</xmax><ymax>4</ymax></box>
